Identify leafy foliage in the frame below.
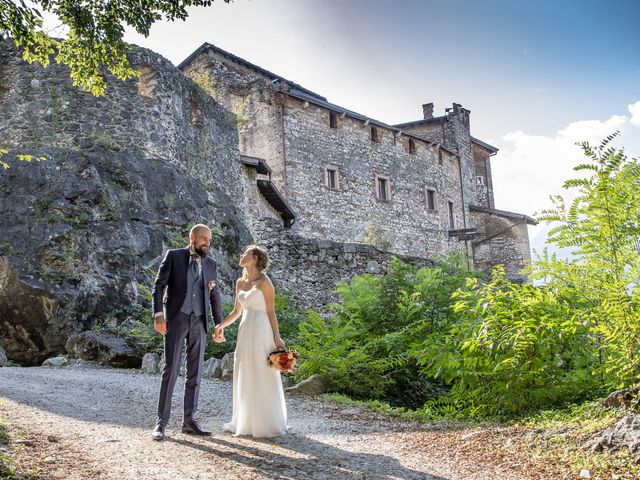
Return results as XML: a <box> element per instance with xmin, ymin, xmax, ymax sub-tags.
<box><xmin>531</xmin><ymin>134</ymin><xmax>640</xmax><ymax>389</ymax></box>
<box><xmin>408</xmin><ymin>136</ymin><xmax>640</xmax><ymax>417</ymax></box>
<box><xmin>416</xmin><ymin>266</ymin><xmax>598</xmax><ymax>417</ymax></box>
<box><xmin>0</xmin><ymin>0</ymin><xmax>231</xmax><ymax>96</ymax></box>
<box><xmin>292</xmin><ymin>254</ymin><xmax>471</xmax><ymax>407</ymax></box>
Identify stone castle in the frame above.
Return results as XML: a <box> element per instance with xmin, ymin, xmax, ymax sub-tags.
<box><xmin>0</xmin><ymin>39</ymin><xmax>533</xmax><ymax>363</ymax></box>
<box><xmin>178</xmin><ymin>43</ymin><xmax>534</xmax><ymax>280</ymax></box>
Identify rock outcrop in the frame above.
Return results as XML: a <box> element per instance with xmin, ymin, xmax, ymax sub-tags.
<box><xmin>65</xmin><ymin>331</ymin><xmax>141</xmax><ymax>368</ymax></box>
<box><xmin>588</xmin><ymin>415</ymin><xmax>640</xmax><ymax>454</ymax></box>
<box><xmin>0</xmin><ymin>40</ymin><xmax>251</xmax><ymax>364</ymax></box>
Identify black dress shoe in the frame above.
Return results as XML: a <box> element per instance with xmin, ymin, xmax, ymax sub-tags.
<box><xmin>152</xmin><ymin>424</ymin><xmax>165</xmax><ymax>441</ymax></box>
<box><xmin>181</xmin><ymin>421</ymin><xmax>212</xmax><ymax>436</ymax></box>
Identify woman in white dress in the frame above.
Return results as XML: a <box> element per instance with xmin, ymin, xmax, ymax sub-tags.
<box><xmin>213</xmin><ymin>245</ymin><xmax>288</xmax><ymax>438</ymax></box>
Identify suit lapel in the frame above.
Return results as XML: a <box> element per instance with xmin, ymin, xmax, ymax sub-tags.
<box><xmin>180</xmin><ymin>247</ymin><xmax>190</xmax><ymax>273</ymax></box>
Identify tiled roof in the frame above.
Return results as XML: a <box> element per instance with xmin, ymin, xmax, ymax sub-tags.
<box><xmin>177</xmin><ymin>43</ymin><xmax>326</xmax><ymax>101</ymax></box>
<box><xmin>179</xmin><ymin>43</ymin><xmax>460</xmax><ymax>157</ymax></box>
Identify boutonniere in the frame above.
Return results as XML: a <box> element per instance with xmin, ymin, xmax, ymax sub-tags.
<box><xmin>208</xmin><ymin>280</ymin><xmax>216</xmax><ymax>292</ymax></box>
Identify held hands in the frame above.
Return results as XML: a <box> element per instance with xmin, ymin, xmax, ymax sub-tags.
<box><xmin>212</xmin><ymin>324</ymin><xmax>225</xmax><ymax>343</ymax></box>
<box><xmin>154</xmin><ymin>315</ymin><xmax>167</xmax><ymax>335</ymax></box>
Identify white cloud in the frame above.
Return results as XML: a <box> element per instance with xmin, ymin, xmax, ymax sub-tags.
<box><xmin>557</xmin><ymin>115</ymin><xmax>627</xmax><ymax>144</ymax></box>
<box><xmin>629</xmin><ymin>101</ymin><xmax>640</xmax><ymax>127</ymax></box>
<box><xmin>491</xmin><ymin>111</ymin><xmax>635</xmax><ymax>258</ymax></box>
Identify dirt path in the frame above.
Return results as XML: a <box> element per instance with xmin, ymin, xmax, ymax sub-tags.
<box><xmin>0</xmin><ymin>366</ymin><xmax>532</xmax><ymax>480</ymax></box>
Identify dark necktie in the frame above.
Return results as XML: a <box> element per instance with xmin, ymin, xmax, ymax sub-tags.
<box><xmin>190</xmin><ymin>255</ymin><xmax>199</xmax><ymax>276</ymax></box>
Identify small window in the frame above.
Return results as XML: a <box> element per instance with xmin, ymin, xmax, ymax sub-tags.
<box><xmin>426</xmin><ymin>189</ymin><xmax>436</xmax><ymax>210</ymax></box>
<box><xmin>370</xmin><ymin>126</ymin><xmax>380</xmax><ymax>143</ymax></box>
<box><xmin>375</xmin><ymin>175</ymin><xmax>390</xmax><ymax>201</ymax></box>
<box><xmin>326</xmin><ymin>168</ymin><xmax>338</xmax><ymax>189</ymax></box>
<box><xmin>329</xmin><ymin>112</ymin><xmax>338</xmax><ymax>129</ymax></box>
<box><xmin>475</xmin><ymin>175</ymin><xmax>485</xmax><ymax>185</ymax></box>
<box><xmin>438</xmin><ymin>149</ymin><xmax>444</xmax><ymax>165</ymax></box>
<box><xmin>408</xmin><ymin>138</ymin><xmax>416</xmax><ymax>155</ymax></box>
<box><xmin>448</xmin><ymin>201</ymin><xmax>455</xmax><ymax>229</ymax></box>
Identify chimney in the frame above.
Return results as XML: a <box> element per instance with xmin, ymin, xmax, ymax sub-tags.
<box><xmin>422</xmin><ymin>103</ymin><xmax>434</xmax><ymax>120</ymax></box>
<box><xmin>451</xmin><ymin>103</ymin><xmax>470</xmax><ymax>129</ymax></box>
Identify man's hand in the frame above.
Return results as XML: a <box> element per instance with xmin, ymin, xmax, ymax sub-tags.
<box><xmin>212</xmin><ymin>325</ymin><xmax>225</xmax><ymax>343</ymax></box>
<box><xmin>154</xmin><ymin>315</ymin><xmax>167</xmax><ymax>335</ymax></box>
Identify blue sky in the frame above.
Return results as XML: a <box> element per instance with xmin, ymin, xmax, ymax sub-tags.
<box><xmin>45</xmin><ymin>0</ymin><xmax>640</xmax><ymax>255</ymax></box>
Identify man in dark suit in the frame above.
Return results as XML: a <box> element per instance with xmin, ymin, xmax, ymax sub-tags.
<box><xmin>151</xmin><ymin>224</ymin><xmax>223</xmax><ymax>440</ymax></box>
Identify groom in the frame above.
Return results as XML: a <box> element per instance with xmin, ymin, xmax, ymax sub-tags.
<box><xmin>151</xmin><ymin>224</ymin><xmax>223</xmax><ymax>440</ymax></box>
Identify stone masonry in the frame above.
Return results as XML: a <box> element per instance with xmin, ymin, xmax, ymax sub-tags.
<box><xmin>180</xmin><ymin>43</ymin><xmax>536</xmax><ymax>278</ymax></box>
<box><xmin>0</xmin><ymin>38</ymin><xmax>535</xmax><ymax>363</ymax></box>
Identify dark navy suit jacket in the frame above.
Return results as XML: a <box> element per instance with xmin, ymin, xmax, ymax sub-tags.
<box><xmin>151</xmin><ymin>247</ymin><xmax>223</xmax><ymax>331</ymax></box>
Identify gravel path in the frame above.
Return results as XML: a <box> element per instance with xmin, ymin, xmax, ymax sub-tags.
<box><xmin>0</xmin><ymin>366</ymin><xmax>531</xmax><ymax>480</ymax></box>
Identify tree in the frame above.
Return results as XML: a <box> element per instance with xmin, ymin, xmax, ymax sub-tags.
<box><xmin>0</xmin><ymin>0</ymin><xmax>231</xmax><ymax>97</ymax></box>
<box><xmin>532</xmin><ymin>133</ymin><xmax>640</xmax><ymax>388</ymax></box>
<box><xmin>411</xmin><ymin>134</ymin><xmax>640</xmax><ymax>417</ymax></box>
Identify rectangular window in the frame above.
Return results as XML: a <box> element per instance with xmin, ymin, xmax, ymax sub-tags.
<box><xmin>426</xmin><ymin>189</ymin><xmax>436</xmax><ymax>210</ymax></box>
<box><xmin>448</xmin><ymin>201</ymin><xmax>455</xmax><ymax>229</ymax></box>
<box><xmin>438</xmin><ymin>149</ymin><xmax>444</xmax><ymax>165</ymax></box>
<box><xmin>374</xmin><ymin>174</ymin><xmax>390</xmax><ymax>201</ymax></box>
<box><xmin>475</xmin><ymin>175</ymin><xmax>485</xmax><ymax>185</ymax></box>
<box><xmin>329</xmin><ymin>112</ymin><xmax>338</xmax><ymax>129</ymax></box>
<box><xmin>326</xmin><ymin>168</ymin><xmax>337</xmax><ymax>189</ymax></box>
<box><xmin>408</xmin><ymin>138</ymin><xmax>416</xmax><ymax>155</ymax></box>
<box><xmin>378</xmin><ymin>178</ymin><xmax>387</xmax><ymax>200</ymax></box>
<box><xmin>370</xmin><ymin>126</ymin><xmax>380</xmax><ymax>143</ymax></box>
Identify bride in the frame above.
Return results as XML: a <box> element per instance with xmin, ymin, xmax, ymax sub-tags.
<box><xmin>213</xmin><ymin>244</ymin><xmax>288</xmax><ymax>438</ymax></box>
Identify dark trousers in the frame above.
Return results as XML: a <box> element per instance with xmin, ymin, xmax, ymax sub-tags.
<box><xmin>156</xmin><ymin>311</ymin><xmax>206</xmax><ymax>427</ymax></box>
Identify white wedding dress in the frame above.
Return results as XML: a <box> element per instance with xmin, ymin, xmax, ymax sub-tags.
<box><xmin>223</xmin><ymin>286</ymin><xmax>288</xmax><ymax>437</ymax></box>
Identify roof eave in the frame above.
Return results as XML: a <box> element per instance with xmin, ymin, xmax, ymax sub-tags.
<box><xmin>469</xmin><ymin>205</ymin><xmax>537</xmax><ymax>225</ymax></box>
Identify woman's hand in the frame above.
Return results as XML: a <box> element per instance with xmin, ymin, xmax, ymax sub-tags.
<box><xmin>274</xmin><ymin>335</ymin><xmax>285</xmax><ymax>350</ymax></box>
<box><xmin>212</xmin><ymin>324</ymin><xmax>225</xmax><ymax>343</ymax></box>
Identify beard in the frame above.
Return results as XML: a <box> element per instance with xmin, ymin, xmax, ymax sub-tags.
<box><xmin>194</xmin><ymin>245</ymin><xmax>208</xmax><ymax>257</ymax></box>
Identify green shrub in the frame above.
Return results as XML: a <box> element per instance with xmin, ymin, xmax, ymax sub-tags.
<box><xmin>416</xmin><ymin>265</ymin><xmax>598</xmax><ymax>417</ymax></box>
<box><xmin>292</xmin><ymin>254</ymin><xmax>470</xmax><ymax>407</ymax></box>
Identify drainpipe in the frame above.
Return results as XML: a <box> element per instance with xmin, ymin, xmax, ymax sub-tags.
<box><xmin>276</xmin><ymin>89</ymin><xmax>289</xmax><ymax>200</ymax></box>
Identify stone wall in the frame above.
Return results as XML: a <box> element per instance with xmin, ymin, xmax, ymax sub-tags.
<box><xmin>281</xmin><ymin>96</ymin><xmax>466</xmax><ymax>259</ymax></box>
<box><xmin>470</xmin><ymin>209</ymin><xmax>532</xmax><ymax>283</ymax></box>
<box><xmin>0</xmin><ymin>40</ymin><xmax>252</xmax><ymax>363</ymax></box>
<box><xmin>252</xmin><ymin>218</ymin><xmax>433</xmax><ymax>311</ymax></box>
<box><xmin>182</xmin><ymin>51</ymin><xmax>289</xmax><ymax>195</ymax></box>
<box><xmin>472</xmin><ymin>142</ymin><xmax>495</xmax><ymax>209</ymax></box>
<box><xmin>240</xmin><ymin>164</ymin><xmax>284</xmax><ymax>232</ymax></box>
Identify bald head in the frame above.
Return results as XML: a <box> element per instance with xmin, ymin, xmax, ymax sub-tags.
<box><xmin>190</xmin><ymin>224</ymin><xmax>211</xmax><ymax>237</ymax></box>
<box><xmin>189</xmin><ymin>224</ymin><xmax>212</xmax><ymax>257</ymax></box>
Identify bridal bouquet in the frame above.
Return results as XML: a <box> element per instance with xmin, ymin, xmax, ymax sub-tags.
<box><xmin>267</xmin><ymin>349</ymin><xmax>300</xmax><ymax>373</ymax></box>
